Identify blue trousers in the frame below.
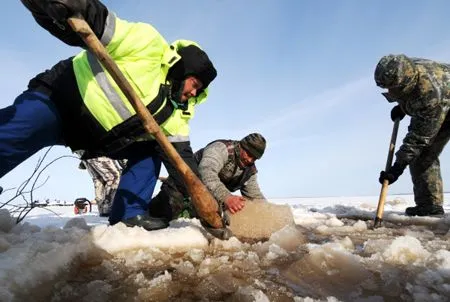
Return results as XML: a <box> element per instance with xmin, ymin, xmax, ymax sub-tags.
<box><xmin>109</xmin><ymin>154</ymin><xmax>161</xmax><ymax>224</ymax></box>
<box><xmin>0</xmin><ymin>91</ymin><xmax>63</xmax><ymax>177</ymax></box>
<box><xmin>0</xmin><ymin>91</ymin><xmax>162</xmax><ymax>223</ymax></box>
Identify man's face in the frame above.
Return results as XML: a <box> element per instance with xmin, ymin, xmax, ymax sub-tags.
<box><xmin>239</xmin><ymin>148</ymin><xmax>256</xmax><ymax>167</ymax></box>
<box><xmin>180</xmin><ymin>76</ymin><xmax>203</xmax><ymax>102</ymax></box>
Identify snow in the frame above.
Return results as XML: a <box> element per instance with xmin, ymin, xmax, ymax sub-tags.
<box><xmin>0</xmin><ymin>194</ymin><xmax>449</xmax><ymax>301</ymax></box>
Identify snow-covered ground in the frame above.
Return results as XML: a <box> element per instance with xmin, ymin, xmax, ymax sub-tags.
<box><xmin>0</xmin><ymin>194</ymin><xmax>449</xmax><ymax>302</ymax></box>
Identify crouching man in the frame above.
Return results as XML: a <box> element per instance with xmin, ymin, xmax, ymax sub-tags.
<box><xmin>149</xmin><ymin>133</ymin><xmax>267</xmax><ymax>221</ymax></box>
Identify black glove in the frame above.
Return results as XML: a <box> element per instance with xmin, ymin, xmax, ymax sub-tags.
<box><xmin>379</xmin><ymin>162</ymin><xmax>406</xmax><ymax>185</ymax></box>
<box><xmin>46</xmin><ymin>0</ymin><xmax>87</xmax><ymax>21</ymax></box>
<box><xmin>78</xmin><ymin>161</ymin><xmax>87</xmax><ymax>170</ymax></box>
<box><xmin>390</xmin><ymin>105</ymin><xmax>406</xmax><ymax>122</ymax></box>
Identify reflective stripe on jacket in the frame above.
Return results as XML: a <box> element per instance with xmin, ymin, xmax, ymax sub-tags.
<box><xmin>72</xmin><ymin>13</ymin><xmax>209</xmax><ymax>151</ymax></box>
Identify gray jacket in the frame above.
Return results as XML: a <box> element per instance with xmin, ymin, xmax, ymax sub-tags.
<box><xmin>196</xmin><ymin>140</ymin><xmax>266</xmax><ymax>204</ymax></box>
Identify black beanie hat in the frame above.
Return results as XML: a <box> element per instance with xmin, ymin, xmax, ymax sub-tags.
<box><xmin>168</xmin><ymin>45</ymin><xmax>217</xmax><ymax>89</ymax></box>
<box><xmin>240</xmin><ymin>133</ymin><xmax>266</xmax><ymax>159</ymax></box>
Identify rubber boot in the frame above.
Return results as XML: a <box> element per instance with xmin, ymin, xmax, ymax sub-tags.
<box><xmin>405</xmin><ymin>204</ymin><xmax>444</xmax><ymax>216</ymax></box>
<box><xmin>122</xmin><ymin>213</ymin><xmax>169</xmax><ymax>231</ymax></box>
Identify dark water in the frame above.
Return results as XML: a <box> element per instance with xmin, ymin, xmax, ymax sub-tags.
<box><xmin>18</xmin><ymin>216</ymin><xmax>450</xmax><ymax>302</ymax></box>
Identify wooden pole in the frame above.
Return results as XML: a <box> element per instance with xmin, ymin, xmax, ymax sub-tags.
<box><xmin>67</xmin><ymin>17</ymin><xmax>224</xmax><ymax>228</ymax></box>
<box><xmin>374</xmin><ymin>119</ymin><xmax>400</xmax><ymax>228</ymax></box>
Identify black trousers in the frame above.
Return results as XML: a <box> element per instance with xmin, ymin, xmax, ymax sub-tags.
<box><xmin>149</xmin><ymin>141</ymin><xmax>199</xmax><ymax>220</ymax></box>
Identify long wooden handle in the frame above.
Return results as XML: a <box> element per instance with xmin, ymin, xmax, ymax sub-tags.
<box><xmin>374</xmin><ymin>118</ymin><xmax>400</xmax><ymax>228</ymax></box>
<box><xmin>67</xmin><ymin>17</ymin><xmax>223</xmax><ymax>228</ymax></box>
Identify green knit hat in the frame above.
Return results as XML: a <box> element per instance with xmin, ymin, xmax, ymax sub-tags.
<box><xmin>240</xmin><ymin>133</ymin><xmax>266</xmax><ymax>159</ymax></box>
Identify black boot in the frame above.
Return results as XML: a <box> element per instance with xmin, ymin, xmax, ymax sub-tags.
<box><xmin>405</xmin><ymin>204</ymin><xmax>445</xmax><ymax>217</ymax></box>
<box><xmin>122</xmin><ymin>214</ymin><xmax>169</xmax><ymax>231</ymax></box>
<box><xmin>148</xmin><ymin>190</ymin><xmax>173</xmax><ymax>221</ymax></box>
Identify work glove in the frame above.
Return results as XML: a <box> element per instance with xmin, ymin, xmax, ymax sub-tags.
<box><xmin>78</xmin><ymin>161</ymin><xmax>87</xmax><ymax>170</ymax></box>
<box><xmin>379</xmin><ymin>162</ymin><xmax>406</xmax><ymax>185</ymax></box>
<box><xmin>390</xmin><ymin>105</ymin><xmax>406</xmax><ymax>122</ymax></box>
<box><xmin>45</xmin><ymin>0</ymin><xmax>87</xmax><ymax>22</ymax></box>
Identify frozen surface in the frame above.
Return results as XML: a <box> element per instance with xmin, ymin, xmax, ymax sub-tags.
<box><xmin>0</xmin><ymin>194</ymin><xmax>449</xmax><ymax>301</ymax></box>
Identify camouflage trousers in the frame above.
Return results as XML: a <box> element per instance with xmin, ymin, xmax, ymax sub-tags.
<box><xmin>84</xmin><ymin>157</ymin><xmax>122</xmax><ymax>215</ymax></box>
<box><xmin>409</xmin><ymin>117</ymin><xmax>450</xmax><ymax>207</ymax></box>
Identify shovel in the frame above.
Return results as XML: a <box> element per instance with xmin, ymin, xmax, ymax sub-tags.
<box><xmin>67</xmin><ymin>16</ymin><xmax>224</xmax><ymax>229</ymax></box>
<box><xmin>373</xmin><ymin>118</ymin><xmax>400</xmax><ymax>228</ymax></box>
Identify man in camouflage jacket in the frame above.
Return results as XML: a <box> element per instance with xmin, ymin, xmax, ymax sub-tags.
<box><xmin>149</xmin><ymin>133</ymin><xmax>267</xmax><ymax>220</ymax></box>
<box><xmin>375</xmin><ymin>54</ymin><xmax>448</xmax><ymax>216</ymax></box>
<box><xmin>79</xmin><ymin>157</ymin><xmax>124</xmax><ymax>217</ymax></box>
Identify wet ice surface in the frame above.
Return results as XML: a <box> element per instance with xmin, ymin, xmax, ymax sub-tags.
<box><xmin>0</xmin><ymin>194</ymin><xmax>449</xmax><ymax>302</ymax></box>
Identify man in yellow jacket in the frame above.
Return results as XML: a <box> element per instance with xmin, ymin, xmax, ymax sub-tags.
<box><xmin>0</xmin><ymin>0</ymin><xmax>217</xmax><ymax>230</ymax></box>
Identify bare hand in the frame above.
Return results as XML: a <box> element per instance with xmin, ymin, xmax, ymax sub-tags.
<box><xmin>224</xmin><ymin>195</ymin><xmax>246</xmax><ymax>214</ymax></box>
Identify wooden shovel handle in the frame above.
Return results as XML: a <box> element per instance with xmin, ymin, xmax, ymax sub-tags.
<box><xmin>67</xmin><ymin>16</ymin><xmax>223</xmax><ymax>228</ymax></box>
<box><xmin>374</xmin><ymin>119</ymin><xmax>400</xmax><ymax>228</ymax></box>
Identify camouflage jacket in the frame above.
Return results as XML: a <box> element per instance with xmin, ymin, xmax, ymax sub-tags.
<box><xmin>385</xmin><ymin>58</ymin><xmax>450</xmax><ymax>166</ymax></box>
<box><xmin>195</xmin><ymin>141</ymin><xmax>266</xmax><ymax>205</ymax></box>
